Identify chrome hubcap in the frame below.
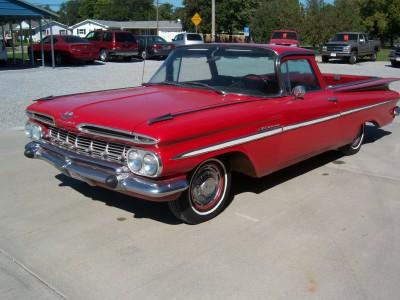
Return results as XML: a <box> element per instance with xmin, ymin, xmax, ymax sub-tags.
<box><xmin>190</xmin><ymin>162</ymin><xmax>224</xmax><ymax>211</ymax></box>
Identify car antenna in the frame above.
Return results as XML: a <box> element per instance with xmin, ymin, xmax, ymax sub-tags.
<box><xmin>141</xmin><ymin>25</ymin><xmax>149</xmax><ymax>85</ymax></box>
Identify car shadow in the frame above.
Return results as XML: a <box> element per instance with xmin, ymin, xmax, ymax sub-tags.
<box><xmin>53</xmin><ymin>125</ymin><xmax>391</xmax><ymax>224</ymax></box>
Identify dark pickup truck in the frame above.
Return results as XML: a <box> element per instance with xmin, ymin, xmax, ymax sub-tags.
<box><xmin>322</xmin><ymin>32</ymin><xmax>380</xmax><ymax>64</ymax></box>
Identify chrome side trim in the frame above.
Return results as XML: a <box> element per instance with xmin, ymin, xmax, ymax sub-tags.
<box><xmin>26</xmin><ymin>110</ymin><xmax>55</xmax><ymax>126</ymax></box>
<box><xmin>77</xmin><ymin>123</ymin><xmax>158</xmax><ymax>145</ymax></box>
<box><xmin>176</xmin><ymin>127</ymin><xmax>283</xmax><ymax>159</ymax></box>
<box><xmin>175</xmin><ymin>100</ymin><xmax>394</xmax><ymax>159</ymax></box>
<box><xmin>340</xmin><ymin>100</ymin><xmax>392</xmax><ymax>116</ymax></box>
<box><xmin>283</xmin><ymin>113</ymin><xmax>341</xmax><ymax>132</ymax></box>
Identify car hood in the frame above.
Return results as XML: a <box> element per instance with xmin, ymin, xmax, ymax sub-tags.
<box><xmin>27</xmin><ymin>85</ymin><xmax>238</xmax><ymax>134</ymax></box>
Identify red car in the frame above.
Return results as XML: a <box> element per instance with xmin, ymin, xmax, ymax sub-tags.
<box><xmin>29</xmin><ymin>35</ymin><xmax>98</xmax><ymax>65</ymax></box>
<box><xmin>85</xmin><ymin>30</ymin><xmax>138</xmax><ymax>62</ymax></box>
<box><xmin>24</xmin><ymin>44</ymin><xmax>400</xmax><ymax>224</ymax></box>
<box><xmin>270</xmin><ymin>30</ymin><xmax>300</xmax><ymax>47</ymax></box>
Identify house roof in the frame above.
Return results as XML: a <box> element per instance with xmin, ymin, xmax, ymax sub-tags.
<box><xmin>70</xmin><ymin>19</ymin><xmax>182</xmax><ymax>30</ymax></box>
<box><xmin>0</xmin><ymin>0</ymin><xmax>58</xmax><ymax>18</ymax></box>
<box><xmin>32</xmin><ymin>20</ymin><xmax>68</xmax><ymax>30</ymax></box>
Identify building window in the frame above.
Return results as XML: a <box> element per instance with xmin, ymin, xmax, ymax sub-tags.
<box><xmin>59</xmin><ymin>30</ymin><xmax>66</xmax><ymax>35</ymax></box>
<box><xmin>77</xmin><ymin>29</ymin><xmax>86</xmax><ymax>35</ymax></box>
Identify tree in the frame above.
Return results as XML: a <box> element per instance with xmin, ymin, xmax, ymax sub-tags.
<box><xmin>158</xmin><ymin>3</ymin><xmax>175</xmax><ymax>20</ymax></box>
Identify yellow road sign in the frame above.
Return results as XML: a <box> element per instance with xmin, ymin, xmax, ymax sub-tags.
<box><xmin>191</xmin><ymin>13</ymin><xmax>202</xmax><ymax>26</ymax></box>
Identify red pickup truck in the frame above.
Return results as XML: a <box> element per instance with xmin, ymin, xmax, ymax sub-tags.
<box><xmin>270</xmin><ymin>30</ymin><xmax>300</xmax><ymax>47</ymax></box>
<box><xmin>24</xmin><ymin>44</ymin><xmax>399</xmax><ymax>224</ymax></box>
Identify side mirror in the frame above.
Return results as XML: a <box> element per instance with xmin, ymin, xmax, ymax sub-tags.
<box><xmin>360</xmin><ymin>39</ymin><xmax>365</xmax><ymax>43</ymax></box>
<box><xmin>292</xmin><ymin>85</ymin><xmax>306</xmax><ymax>99</ymax></box>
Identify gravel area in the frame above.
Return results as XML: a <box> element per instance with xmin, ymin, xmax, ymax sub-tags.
<box><xmin>0</xmin><ymin>59</ymin><xmax>399</xmax><ymax>131</ymax></box>
<box><xmin>0</xmin><ymin>60</ymin><xmax>160</xmax><ymax>130</ymax></box>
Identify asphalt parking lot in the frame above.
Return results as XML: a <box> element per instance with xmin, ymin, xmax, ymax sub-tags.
<box><xmin>0</xmin><ymin>59</ymin><xmax>400</xmax><ymax>299</ymax></box>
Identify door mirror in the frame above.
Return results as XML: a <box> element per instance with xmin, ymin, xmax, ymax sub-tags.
<box><xmin>292</xmin><ymin>85</ymin><xmax>306</xmax><ymax>99</ymax></box>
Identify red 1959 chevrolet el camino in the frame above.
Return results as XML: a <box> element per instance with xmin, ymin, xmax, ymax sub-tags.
<box><xmin>24</xmin><ymin>44</ymin><xmax>400</xmax><ymax>224</ymax></box>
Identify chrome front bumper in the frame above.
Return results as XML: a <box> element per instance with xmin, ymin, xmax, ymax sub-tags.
<box><xmin>24</xmin><ymin>141</ymin><xmax>188</xmax><ymax>201</ymax></box>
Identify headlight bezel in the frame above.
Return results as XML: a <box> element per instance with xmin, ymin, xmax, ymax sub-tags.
<box><xmin>25</xmin><ymin>121</ymin><xmax>44</xmax><ymax>141</ymax></box>
<box><xmin>126</xmin><ymin>148</ymin><xmax>162</xmax><ymax>178</ymax></box>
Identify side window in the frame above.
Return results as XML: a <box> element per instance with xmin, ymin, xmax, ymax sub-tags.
<box><xmin>42</xmin><ymin>36</ymin><xmax>57</xmax><ymax>44</ymax></box>
<box><xmin>103</xmin><ymin>32</ymin><xmax>112</xmax><ymax>42</ymax></box>
<box><xmin>176</xmin><ymin>34</ymin><xmax>183</xmax><ymax>41</ymax></box>
<box><xmin>281</xmin><ymin>59</ymin><xmax>320</xmax><ymax>92</ymax></box>
<box><xmin>85</xmin><ymin>32</ymin><xmax>94</xmax><ymax>40</ymax></box>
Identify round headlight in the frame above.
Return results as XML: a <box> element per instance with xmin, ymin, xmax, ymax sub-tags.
<box><xmin>127</xmin><ymin>150</ymin><xmax>142</xmax><ymax>172</ymax></box>
<box><xmin>25</xmin><ymin>122</ymin><xmax>33</xmax><ymax>138</ymax></box>
<box><xmin>143</xmin><ymin>153</ymin><xmax>158</xmax><ymax>176</ymax></box>
<box><xmin>31</xmin><ymin>124</ymin><xmax>43</xmax><ymax>140</ymax></box>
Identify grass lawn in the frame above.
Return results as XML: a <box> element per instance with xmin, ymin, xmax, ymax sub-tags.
<box><xmin>377</xmin><ymin>48</ymin><xmax>390</xmax><ymax>61</ymax></box>
<box><xmin>6</xmin><ymin>50</ymin><xmax>29</xmax><ymax>61</ymax></box>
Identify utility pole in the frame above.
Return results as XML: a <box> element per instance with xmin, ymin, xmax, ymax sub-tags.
<box><xmin>211</xmin><ymin>0</ymin><xmax>215</xmax><ymax>42</ymax></box>
<box><xmin>156</xmin><ymin>0</ymin><xmax>159</xmax><ymax>35</ymax></box>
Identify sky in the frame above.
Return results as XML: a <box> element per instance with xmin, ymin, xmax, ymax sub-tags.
<box><xmin>31</xmin><ymin>0</ymin><xmax>183</xmax><ymax>11</ymax></box>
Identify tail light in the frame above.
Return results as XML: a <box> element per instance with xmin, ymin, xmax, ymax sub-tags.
<box><xmin>112</xmin><ymin>39</ymin><xmax>116</xmax><ymax>50</ymax></box>
<box><xmin>152</xmin><ymin>44</ymin><xmax>162</xmax><ymax>50</ymax></box>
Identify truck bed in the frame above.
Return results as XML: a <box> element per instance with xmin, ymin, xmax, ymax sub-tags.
<box><xmin>323</xmin><ymin>73</ymin><xmax>398</xmax><ymax>92</ymax></box>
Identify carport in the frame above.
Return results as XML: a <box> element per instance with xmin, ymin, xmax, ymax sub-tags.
<box><xmin>0</xmin><ymin>0</ymin><xmax>58</xmax><ymax>67</ymax></box>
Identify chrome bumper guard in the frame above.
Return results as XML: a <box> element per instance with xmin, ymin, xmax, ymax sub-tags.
<box><xmin>24</xmin><ymin>141</ymin><xmax>188</xmax><ymax>200</ymax></box>
<box><xmin>394</xmin><ymin>106</ymin><xmax>400</xmax><ymax>117</ymax></box>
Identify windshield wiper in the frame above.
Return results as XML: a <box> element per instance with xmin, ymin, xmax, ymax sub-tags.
<box><xmin>143</xmin><ymin>81</ymin><xmax>183</xmax><ymax>87</ymax></box>
<box><xmin>183</xmin><ymin>81</ymin><xmax>227</xmax><ymax>95</ymax></box>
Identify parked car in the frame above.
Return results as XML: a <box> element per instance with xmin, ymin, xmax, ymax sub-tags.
<box><xmin>389</xmin><ymin>46</ymin><xmax>400</xmax><ymax>67</ymax></box>
<box><xmin>172</xmin><ymin>33</ymin><xmax>203</xmax><ymax>46</ymax></box>
<box><xmin>29</xmin><ymin>35</ymin><xmax>98</xmax><ymax>65</ymax></box>
<box><xmin>270</xmin><ymin>30</ymin><xmax>299</xmax><ymax>47</ymax></box>
<box><xmin>136</xmin><ymin>35</ymin><xmax>175</xmax><ymax>60</ymax></box>
<box><xmin>85</xmin><ymin>30</ymin><xmax>138</xmax><ymax>62</ymax></box>
<box><xmin>24</xmin><ymin>44</ymin><xmax>400</xmax><ymax>224</ymax></box>
<box><xmin>322</xmin><ymin>32</ymin><xmax>381</xmax><ymax>64</ymax></box>
<box><xmin>0</xmin><ymin>39</ymin><xmax>7</xmax><ymax>63</ymax></box>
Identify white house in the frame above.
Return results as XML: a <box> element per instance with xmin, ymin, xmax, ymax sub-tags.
<box><xmin>32</xmin><ymin>21</ymin><xmax>71</xmax><ymax>42</ymax></box>
<box><xmin>69</xmin><ymin>19</ymin><xmax>183</xmax><ymax>40</ymax></box>
<box><xmin>69</xmin><ymin>19</ymin><xmax>108</xmax><ymax>37</ymax></box>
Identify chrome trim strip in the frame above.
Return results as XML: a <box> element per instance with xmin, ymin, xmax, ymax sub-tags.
<box><xmin>77</xmin><ymin>123</ymin><xmax>158</xmax><ymax>145</ymax></box>
<box><xmin>283</xmin><ymin>114</ymin><xmax>341</xmax><ymax>132</ymax></box>
<box><xmin>176</xmin><ymin>100</ymin><xmax>394</xmax><ymax>159</ymax></box>
<box><xmin>340</xmin><ymin>100</ymin><xmax>392</xmax><ymax>116</ymax></box>
<box><xmin>177</xmin><ymin>127</ymin><xmax>283</xmax><ymax>159</ymax></box>
<box><xmin>26</xmin><ymin>110</ymin><xmax>55</xmax><ymax>126</ymax></box>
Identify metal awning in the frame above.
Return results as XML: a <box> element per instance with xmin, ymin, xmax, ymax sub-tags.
<box><xmin>0</xmin><ymin>0</ymin><xmax>58</xmax><ymax>67</ymax></box>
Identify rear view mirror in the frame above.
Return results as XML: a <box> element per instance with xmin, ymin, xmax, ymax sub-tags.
<box><xmin>292</xmin><ymin>85</ymin><xmax>306</xmax><ymax>99</ymax></box>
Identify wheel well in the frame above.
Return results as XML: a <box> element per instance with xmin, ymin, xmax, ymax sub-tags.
<box><xmin>352</xmin><ymin>48</ymin><xmax>358</xmax><ymax>53</ymax></box>
<box><xmin>217</xmin><ymin>152</ymin><xmax>257</xmax><ymax>177</ymax></box>
<box><xmin>366</xmin><ymin>120</ymin><xmax>380</xmax><ymax>127</ymax></box>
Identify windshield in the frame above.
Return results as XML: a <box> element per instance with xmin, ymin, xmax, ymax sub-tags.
<box><xmin>64</xmin><ymin>36</ymin><xmax>88</xmax><ymax>43</ymax></box>
<box><xmin>272</xmin><ymin>31</ymin><xmax>297</xmax><ymax>40</ymax></box>
<box><xmin>333</xmin><ymin>34</ymin><xmax>358</xmax><ymax>42</ymax></box>
<box><xmin>148</xmin><ymin>45</ymin><xmax>279</xmax><ymax>97</ymax></box>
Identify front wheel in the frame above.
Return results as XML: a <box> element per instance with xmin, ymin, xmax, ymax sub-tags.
<box><xmin>168</xmin><ymin>158</ymin><xmax>231</xmax><ymax>224</ymax></box>
<box><xmin>339</xmin><ymin>124</ymin><xmax>365</xmax><ymax>155</ymax></box>
<box><xmin>348</xmin><ymin>51</ymin><xmax>357</xmax><ymax>64</ymax></box>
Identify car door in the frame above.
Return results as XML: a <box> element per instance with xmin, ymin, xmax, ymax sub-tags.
<box><xmin>276</xmin><ymin>57</ymin><xmax>341</xmax><ymax>167</ymax></box>
<box><xmin>358</xmin><ymin>34</ymin><xmax>368</xmax><ymax>56</ymax></box>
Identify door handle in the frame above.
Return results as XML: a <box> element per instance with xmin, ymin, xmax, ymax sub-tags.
<box><xmin>327</xmin><ymin>97</ymin><xmax>338</xmax><ymax>103</ymax></box>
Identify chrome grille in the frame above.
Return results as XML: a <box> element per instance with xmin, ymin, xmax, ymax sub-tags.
<box><xmin>327</xmin><ymin>46</ymin><xmax>344</xmax><ymax>52</ymax></box>
<box><xmin>48</xmin><ymin>126</ymin><xmax>131</xmax><ymax>163</ymax></box>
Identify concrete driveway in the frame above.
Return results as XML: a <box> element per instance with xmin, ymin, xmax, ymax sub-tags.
<box><xmin>1</xmin><ymin>60</ymin><xmax>400</xmax><ymax>299</ymax></box>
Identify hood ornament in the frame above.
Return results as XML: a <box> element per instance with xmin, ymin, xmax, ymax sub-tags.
<box><xmin>61</xmin><ymin>111</ymin><xmax>74</xmax><ymax>120</ymax></box>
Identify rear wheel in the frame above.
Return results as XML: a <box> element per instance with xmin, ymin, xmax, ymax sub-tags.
<box><xmin>168</xmin><ymin>158</ymin><xmax>231</xmax><ymax>224</ymax></box>
<box><xmin>99</xmin><ymin>49</ymin><xmax>108</xmax><ymax>62</ymax></box>
<box><xmin>339</xmin><ymin>124</ymin><xmax>365</xmax><ymax>155</ymax></box>
<box><xmin>55</xmin><ymin>52</ymin><xmax>64</xmax><ymax>65</ymax></box>
<box><xmin>123</xmin><ymin>57</ymin><xmax>131</xmax><ymax>62</ymax></box>
<box><xmin>370</xmin><ymin>51</ymin><xmax>377</xmax><ymax>61</ymax></box>
<box><xmin>322</xmin><ymin>56</ymin><xmax>329</xmax><ymax>63</ymax></box>
<box><xmin>391</xmin><ymin>61</ymin><xmax>400</xmax><ymax>68</ymax></box>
